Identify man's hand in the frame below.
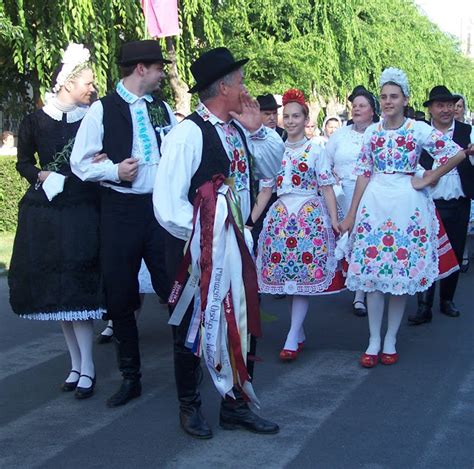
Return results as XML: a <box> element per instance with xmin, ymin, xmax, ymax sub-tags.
<box><xmin>229</xmin><ymin>91</ymin><xmax>262</xmax><ymax>133</ymax></box>
<box><xmin>118</xmin><ymin>157</ymin><xmax>139</xmax><ymax>182</ymax></box>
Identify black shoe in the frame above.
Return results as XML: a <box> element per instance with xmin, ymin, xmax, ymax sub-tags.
<box><xmin>220</xmin><ymin>400</ymin><xmax>279</xmax><ymax>434</ymax></box>
<box><xmin>74</xmin><ymin>374</ymin><xmax>96</xmax><ymax>399</ymax></box>
<box><xmin>440</xmin><ymin>300</ymin><xmax>460</xmax><ymax>318</ymax></box>
<box><xmin>61</xmin><ymin>370</ymin><xmax>80</xmax><ymax>392</ymax></box>
<box><xmin>408</xmin><ymin>305</ymin><xmax>432</xmax><ymax>325</ymax></box>
<box><xmin>97</xmin><ymin>325</ymin><xmax>114</xmax><ymax>344</ymax></box>
<box><xmin>352</xmin><ymin>300</ymin><xmax>367</xmax><ymax>317</ymax></box>
<box><xmin>460</xmin><ymin>258</ymin><xmax>469</xmax><ymax>273</ymax></box>
<box><xmin>106</xmin><ymin>379</ymin><xmax>142</xmax><ymax>407</ymax></box>
<box><xmin>179</xmin><ymin>406</ymin><xmax>213</xmax><ymax>439</ymax></box>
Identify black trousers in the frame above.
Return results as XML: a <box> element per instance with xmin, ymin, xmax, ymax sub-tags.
<box><xmin>100</xmin><ymin>188</ymin><xmax>169</xmax><ymax>365</ymax></box>
<box><xmin>434</xmin><ymin>197</ymin><xmax>470</xmax><ymax>301</ymax></box>
<box><xmin>165</xmin><ymin>232</ymin><xmax>257</xmax><ymax>403</ymax></box>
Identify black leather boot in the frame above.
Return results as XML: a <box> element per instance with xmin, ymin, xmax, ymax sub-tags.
<box><xmin>440</xmin><ymin>300</ymin><xmax>460</xmax><ymax>317</ymax></box>
<box><xmin>175</xmin><ymin>350</ymin><xmax>212</xmax><ymax>439</ymax></box>
<box><xmin>107</xmin><ymin>341</ymin><xmax>142</xmax><ymax>408</ymax></box>
<box><xmin>408</xmin><ymin>286</ymin><xmax>434</xmax><ymax>325</ymax></box>
<box><xmin>219</xmin><ymin>390</ymin><xmax>279</xmax><ymax>434</ymax></box>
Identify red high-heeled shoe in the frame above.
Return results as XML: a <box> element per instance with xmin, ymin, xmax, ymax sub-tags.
<box><xmin>279</xmin><ymin>349</ymin><xmax>298</xmax><ymax>361</ymax></box>
<box><xmin>380</xmin><ymin>353</ymin><xmax>399</xmax><ymax>365</ymax></box>
<box><xmin>359</xmin><ymin>353</ymin><xmax>379</xmax><ymax>368</ymax></box>
<box><xmin>297</xmin><ymin>342</ymin><xmax>305</xmax><ymax>352</ymax></box>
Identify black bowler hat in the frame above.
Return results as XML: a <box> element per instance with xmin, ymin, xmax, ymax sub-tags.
<box><xmin>423</xmin><ymin>85</ymin><xmax>462</xmax><ymax>107</ymax></box>
<box><xmin>188</xmin><ymin>47</ymin><xmax>248</xmax><ymax>93</ymax></box>
<box><xmin>118</xmin><ymin>40</ymin><xmax>171</xmax><ymax>66</ymax></box>
<box><xmin>257</xmin><ymin>94</ymin><xmax>281</xmax><ymax>110</ymax></box>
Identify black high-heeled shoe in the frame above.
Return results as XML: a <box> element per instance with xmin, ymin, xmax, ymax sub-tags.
<box><xmin>97</xmin><ymin>325</ymin><xmax>114</xmax><ymax>344</ymax></box>
<box><xmin>61</xmin><ymin>370</ymin><xmax>80</xmax><ymax>392</ymax></box>
<box><xmin>74</xmin><ymin>374</ymin><xmax>96</xmax><ymax>399</ymax></box>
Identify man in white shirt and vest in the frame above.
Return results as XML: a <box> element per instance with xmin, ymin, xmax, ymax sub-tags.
<box><xmin>410</xmin><ymin>85</ymin><xmax>474</xmax><ymax>324</ymax></box>
<box><xmin>71</xmin><ymin>40</ymin><xmax>177</xmax><ymax>407</ymax></box>
<box><xmin>154</xmin><ymin>47</ymin><xmax>283</xmax><ymax>439</ymax></box>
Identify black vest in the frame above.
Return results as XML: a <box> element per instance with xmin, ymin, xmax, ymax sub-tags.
<box><xmin>186</xmin><ymin>112</ymin><xmax>256</xmax><ymax>207</ymax></box>
<box><xmin>101</xmin><ymin>91</ymin><xmax>170</xmax><ymax>187</ymax></box>
<box><xmin>419</xmin><ymin>120</ymin><xmax>473</xmax><ymax>199</ymax></box>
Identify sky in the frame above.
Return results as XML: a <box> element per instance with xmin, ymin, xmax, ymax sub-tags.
<box><xmin>414</xmin><ymin>0</ymin><xmax>473</xmax><ymax>39</ymax></box>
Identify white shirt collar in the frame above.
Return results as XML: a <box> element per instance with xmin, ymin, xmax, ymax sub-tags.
<box><xmin>196</xmin><ymin>102</ymin><xmax>232</xmax><ymax>126</ymax></box>
<box><xmin>42</xmin><ymin>97</ymin><xmax>87</xmax><ymax>123</ymax></box>
<box><xmin>430</xmin><ymin>119</ymin><xmax>455</xmax><ymax>135</ymax></box>
<box><xmin>116</xmin><ymin>80</ymin><xmax>153</xmax><ymax>104</ymax></box>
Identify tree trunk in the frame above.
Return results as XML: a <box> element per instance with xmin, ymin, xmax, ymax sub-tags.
<box><xmin>165</xmin><ymin>37</ymin><xmax>191</xmax><ymax>115</ymax></box>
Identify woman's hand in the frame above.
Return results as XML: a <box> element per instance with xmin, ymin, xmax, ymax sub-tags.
<box><xmin>411</xmin><ymin>170</ymin><xmax>437</xmax><ymax>190</ymax></box>
<box><xmin>38</xmin><ymin>170</ymin><xmax>51</xmax><ymax>182</ymax></box>
<box><xmin>339</xmin><ymin>214</ymin><xmax>355</xmax><ymax>234</ymax></box>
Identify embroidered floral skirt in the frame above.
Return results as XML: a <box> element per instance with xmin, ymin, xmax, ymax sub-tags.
<box><xmin>257</xmin><ymin>193</ymin><xmax>345</xmax><ymax>295</ymax></box>
<box><xmin>346</xmin><ymin>173</ymin><xmax>446</xmax><ymax>295</ymax></box>
<box><xmin>8</xmin><ymin>181</ymin><xmax>105</xmax><ymax>320</ymax></box>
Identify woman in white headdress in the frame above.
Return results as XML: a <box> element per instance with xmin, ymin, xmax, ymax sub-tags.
<box><xmin>339</xmin><ymin>68</ymin><xmax>472</xmax><ymax>368</ymax></box>
<box><xmin>8</xmin><ymin>44</ymin><xmax>104</xmax><ymax>398</ymax></box>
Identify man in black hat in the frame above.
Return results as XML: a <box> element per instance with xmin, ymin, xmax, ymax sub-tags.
<box><xmin>154</xmin><ymin>47</ymin><xmax>283</xmax><ymax>439</ymax></box>
<box><xmin>256</xmin><ymin>93</ymin><xmax>285</xmax><ymax>139</ymax></box>
<box><xmin>71</xmin><ymin>40</ymin><xmax>177</xmax><ymax>406</ymax></box>
<box><xmin>410</xmin><ymin>85</ymin><xmax>474</xmax><ymax>324</ymax></box>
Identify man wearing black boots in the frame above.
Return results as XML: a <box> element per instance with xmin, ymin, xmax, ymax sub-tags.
<box><xmin>154</xmin><ymin>47</ymin><xmax>283</xmax><ymax>439</ymax></box>
<box><xmin>71</xmin><ymin>40</ymin><xmax>177</xmax><ymax>406</ymax></box>
<box><xmin>409</xmin><ymin>86</ymin><xmax>474</xmax><ymax>325</ymax></box>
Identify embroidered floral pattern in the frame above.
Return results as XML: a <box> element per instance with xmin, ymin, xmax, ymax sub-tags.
<box><xmin>257</xmin><ymin>198</ymin><xmax>337</xmax><ymax>294</ymax></box>
<box><xmin>197</xmin><ymin>103</ymin><xmax>250</xmax><ymax>192</ymax></box>
<box><xmin>355</xmin><ymin>120</ymin><xmax>460</xmax><ymax>177</ymax></box>
<box><xmin>346</xmin><ymin>205</ymin><xmax>439</xmax><ymax>294</ymax></box>
<box><xmin>276</xmin><ymin>142</ymin><xmax>334</xmax><ymax>194</ymax></box>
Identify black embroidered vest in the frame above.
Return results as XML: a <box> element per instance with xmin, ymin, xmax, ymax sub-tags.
<box><xmin>101</xmin><ymin>91</ymin><xmax>170</xmax><ymax>187</ymax></box>
<box><xmin>186</xmin><ymin>112</ymin><xmax>256</xmax><ymax>207</ymax></box>
<box><xmin>419</xmin><ymin>120</ymin><xmax>473</xmax><ymax>199</ymax></box>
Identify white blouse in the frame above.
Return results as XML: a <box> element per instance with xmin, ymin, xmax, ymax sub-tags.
<box><xmin>325</xmin><ymin>124</ymin><xmax>364</xmax><ymax>181</ymax></box>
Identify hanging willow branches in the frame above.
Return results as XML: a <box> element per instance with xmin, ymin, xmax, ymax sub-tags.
<box><xmin>1</xmin><ymin>0</ymin><xmax>473</xmax><ymax>115</ymax></box>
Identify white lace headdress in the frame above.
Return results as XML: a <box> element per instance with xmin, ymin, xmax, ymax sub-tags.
<box><xmin>52</xmin><ymin>43</ymin><xmax>91</xmax><ymax>93</ymax></box>
<box><xmin>379</xmin><ymin>67</ymin><xmax>410</xmax><ymax>97</ymax></box>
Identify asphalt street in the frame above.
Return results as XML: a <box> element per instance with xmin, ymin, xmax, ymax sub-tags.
<box><xmin>1</xmin><ymin>251</ymin><xmax>473</xmax><ymax>468</ymax></box>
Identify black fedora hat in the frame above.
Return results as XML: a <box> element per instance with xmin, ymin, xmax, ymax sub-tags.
<box><xmin>257</xmin><ymin>94</ymin><xmax>281</xmax><ymax>110</ymax></box>
<box><xmin>423</xmin><ymin>85</ymin><xmax>462</xmax><ymax>107</ymax></box>
<box><xmin>118</xmin><ymin>40</ymin><xmax>171</xmax><ymax>66</ymax></box>
<box><xmin>188</xmin><ymin>47</ymin><xmax>248</xmax><ymax>94</ymax></box>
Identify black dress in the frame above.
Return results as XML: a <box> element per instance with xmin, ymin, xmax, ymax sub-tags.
<box><xmin>8</xmin><ymin>105</ymin><xmax>105</xmax><ymax>320</ymax></box>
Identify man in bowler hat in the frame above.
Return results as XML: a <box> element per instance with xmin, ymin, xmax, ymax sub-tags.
<box><xmin>154</xmin><ymin>47</ymin><xmax>283</xmax><ymax>438</ymax></box>
<box><xmin>71</xmin><ymin>40</ymin><xmax>178</xmax><ymax>406</ymax></box>
<box><xmin>410</xmin><ymin>85</ymin><xmax>474</xmax><ymax>324</ymax></box>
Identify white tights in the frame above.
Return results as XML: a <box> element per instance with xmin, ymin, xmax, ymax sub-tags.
<box><xmin>283</xmin><ymin>295</ymin><xmax>309</xmax><ymax>351</ymax></box>
<box><xmin>365</xmin><ymin>292</ymin><xmax>407</xmax><ymax>355</ymax></box>
<box><xmin>61</xmin><ymin>320</ymin><xmax>95</xmax><ymax>387</ymax></box>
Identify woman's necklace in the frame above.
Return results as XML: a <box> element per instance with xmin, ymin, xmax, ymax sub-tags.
<box><xmin>383</xmin><ymin>117</ymin><xmax>407</xmax><ymax>131</ymax></box>
<box><xmin>286</xmin><ymin>136</ymin><xmax>309</xmax><ymax>149</ymax></box>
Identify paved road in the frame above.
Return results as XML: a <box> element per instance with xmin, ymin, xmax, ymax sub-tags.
<box><xmin>1</xmin><ymin>259</ymin><xmax>473</xmax><ymax>468</ymax></box>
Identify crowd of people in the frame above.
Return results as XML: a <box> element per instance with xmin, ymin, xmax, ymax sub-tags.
<box><xmin>7</xmin><ymin>40</ymin><xmax>474</xmax><ymax>440</ymax></box>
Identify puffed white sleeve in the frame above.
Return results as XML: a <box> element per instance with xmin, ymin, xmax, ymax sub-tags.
<box><xmin>153</xmin><ymin>120</ymin><xmax>203</xmax><ymax>241</ymax></box>
<box><xmin>246</xmin><ymin>126</ymin><xmax>284</xmax><ymax>179</ymax></box>
<box><xmin>70</xmin><ymin>101</ymin><xmax>120</xmax><ymax>183</ymax></box>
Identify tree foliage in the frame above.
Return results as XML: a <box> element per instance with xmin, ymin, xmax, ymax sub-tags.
<box><xmin>1</xmin><ymin>0</ymin><xmax>473</xmax><ymax>117</ymax></box>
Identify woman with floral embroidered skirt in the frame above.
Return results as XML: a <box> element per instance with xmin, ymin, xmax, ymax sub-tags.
<box><xmin>257</xmin><ymin>89</ymin><xmax>345</xmax><ymax>361</ymax></box>
<box><xmin>8</xmin><ymin>44</ymin><xmax>105</xmax><ymax>398</ymax></box>
<box><xmin>339</xmin><ymin>68</ymin><xmax>472</xmax><ymax>368</ymax></box>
